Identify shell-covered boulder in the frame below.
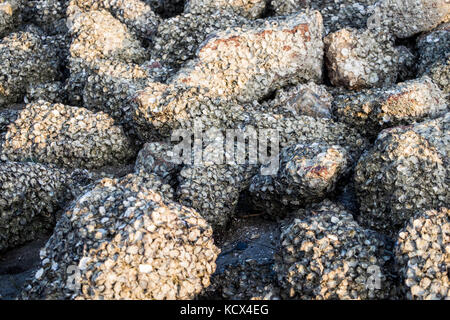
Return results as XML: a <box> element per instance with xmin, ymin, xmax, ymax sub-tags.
<box><xmin>324</xmin><ymin>28</ymin><xmax>398</xmax><ymax>90</ymax></box>
<box><xmin>185</xmin><ymin>0</ymin><xmax>266</xmax><ymax>19</ymax></box>
<box><xmin>355</xmin><ymin>114</ymin><xmax>449</xmax><ymax>237</ymax></box>
<box><xmin>417</xmin><ymin>24</ymin><xmax>450</xmax><ymax>95</ymax></box>
<box><xmin>150</xmin><ymin>10</ymin><xmax>247</xmax><ymax>71</ymax></box>
<box><xmin>0</xmin><ymin>161</ymin><xmax>93</xmax><ymax>252</ymax></box>
<box><xmin>367</xmin><ymin>0</ymin><xmax>450</xmax><ymax>38</ymax></box>
<box><xmin>0</xmin><ymin>25</ymin><xmax>58</xmax><ymax>107</ymax></box>
<box><xmin>172</xmin><ymin>11</ymin><xmax>324</xmax><ymax>103</ymax></box>
<box><xmin>250</xmin><ymin>143</ymin><xmax>350</xmax><ymax>216</ymax></box>
<box><xmin>274</xmin><ymin>201</ymin><xmax>396</xmax><ymax>300</ymax></box>
<box><xmin>395</xmin><ymin>208</ymin><xmax>449</xmax><ymax>300</ymax></box>
<box><xmin>22</xmin><ymin>174</ymin><xmax>219</xmax><ymax>300</ymax></box>
<box><xmin>332</xmin><ymin>76</ymin><xmax>448</xmax><ymax>139</ymax></box>
<box><xmin>271</xmin><ymin>0</ymin><xmax>378</xmax><ymax>35</ymax></box>
<box><xmin>0</xmin><ymin>0</ymin><xmax>21</xmax><ymax>37</ymax></box>
<box><xmin>261</xmin><ymin>82</ymin><xmax>333</xmax><ymax>119</ymax></box>
<box><xmin>0</xmin><ymin>101</ymin><xmax>133</xmax><ymax>169</ymax></box>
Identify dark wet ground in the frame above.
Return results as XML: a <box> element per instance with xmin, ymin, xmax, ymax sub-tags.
<box><xmin>0</xmin><ymin>236</ymin><xmax>47</xmax><ymax>300</ymax></box>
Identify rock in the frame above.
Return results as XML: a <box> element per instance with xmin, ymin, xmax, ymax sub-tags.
<box><xmin>249</xmin><ymin>143</ymin><xmax>350</xmax><ymax>216</ymax></box>
<box><xmin>247</xmin><ymin>111</ymin><xmax>369</xmax><ymax>163</ymax></box>
<box><xmin>274</xmin><ymin>200</ymin><xmax>396</xmax><ymax>299</ymax></box>
<box><xmin>67</xmin><ymin>0</ymin><xmax>160</xmax><ymax>40</ymax></box>
<box><xmin>332</xmin><ymin>76</ymin><xmax>448</xmax><ymax>139</ymax></box>
<box><xmin>135</xmin><ymin>141</ymin><xmax>182</xmax><ymax>185</ymax></box>
<box><xmin>324</xmin><ymin>28</ymin><xmax>398</xmax><ymax>90</ymax></box>
<box><xmin>25</xmin><ymin>81</ymin><xmax>66</xmax><ymax>104</ymax></box>
<box><xmin>23</xmin><ymin>0</ymin><xmax>68</xmax><ymax>34</ymax></box>
<box><xmin>67</xmin><ymin>9</ymin><xmax>148</xmax><ymax>64</ymax></box>
<box><xmin>0</xmin><ymin>25</ymin><xmax>58</xmax><ymax>107</ymax></box>
<box><xmin>0</xmin><ymin>0</ymin><xmax>21</xmax><ymax>37</ymax></box>
<box><xmin>22</xmin><ymin>174</ymin><xmax>219</xmax><ymax>300</ymax></box>
<box><xmin>367</xmin><ymin>0</ymin><xmax>450</xmax><ymax>38</ymax></box>
<box><xmin>271</xmin><ymin>0</ymin><xmax>378</xmax><ymax>35</ymax></box>
<box><xmin>261</xmin><ymin>82</ymin><xmax>333</xmax><ymax>119</ymax></box>
<box><xmin>0</xmin><ymin>101</ymin><xmax>133</xmax><ymax>169</ymax></box>
<box><xmin>417</xmin><ymin>24</ymin><xmax>450</xmax><ymax>95</ymax></box>
<box><xmin>0</xmin><ymin>161</ymin><xmax>94</xmax><ymax>252</ymax></box>
<box><xmin>150</xmin><ymin>10</ymin><xmax>247</xmax><ymax>71</ymax></box>
<box><xmin>177</xmin><ymin>164</ymin><xmax>255</xmax><ymax>231</ymax></box>
<box><xmin>172</xmin><ymin>11</ymin><xmax>324</xmax><ymax>103</ymax></box>
<box><xmin>355</xmin><ymin>114</ymin><xmax>449</xmax><ymax>237</ymax></box>
<box><xmin>185</xmin><ymin>0</ymin><xmax>267</xmax><ymax>19</ymax></box>
<box><xmin>395</xmin><ymin>208</ymin><xmax>449</xmax><ymax>300</ymax></box>
<box><xmin>134</xmin><ymin>84</ymin><xmax>250</xmax><ymax>139</ymax></box>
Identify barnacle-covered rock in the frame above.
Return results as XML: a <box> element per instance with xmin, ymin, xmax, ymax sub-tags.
<box><xmin>67</xmin><ymin>9</ymin><xmax>148</xmax><ymax>64</ymax></box>
<box><xmin>355</xmin><ymin>114</ymin><xmax>449</xmax><ymax>237</ymax></box>
<box><xmin>173</xmin><ymin>11</ymin><xmax>324</xmax><ymax>103</ymax></box>
<box><xmin>271</xmin><ymin>0</ymin><xmax>377</xmax><ymax>34</ymax></box>
<box><xmin>177</xmin><ymin>164</ymin><xmax>256</xmax><ymax>231</ymax></box>
<box><xmin>250</xmin><ymin>143</ymin><xmax>350</xmax><ymax>216</ymax></box>
<box><xmin>0</xmin><ymin>26</ymin><xmax>58</xmax><ymax>107</ymax></box>
<box><xmin>0</xmin><ymin>0</ymin><xmax>21</xmax><ymax>37</ymax></box>
<box><xmin>0</xmin><ymin>161</ymin><xmax>94</xmax><ymax>252</ymax></box>
<box><xmin>135</xmin><ymin>141</ymin><xmax>181</xmax><ymax>185</ymax></box>
<box><xmin>332</xmin><ymin>76</ymin><xmax>448</xmax><ymax>139</ymax></box>
<box><xmin>417</xmin><ymin>25</ymin><xmax>450</xmax><ymax>94</ymax></box>
<box><xmin>247</xmin><ymin>112</ymin><xmax>369</xmax><ymax>163</ymax></box>
<box><xmin>25</xmin><ymin>81</ymin><xmax>66</xmax><ymax>104</ymax></box>
<box><xmin>23</xmin><ymin>0</ymin><xmax>68</xmax><ymax>34</ymax></box>
<box><xmin>185</xmin><ymin>0</ymin><xmax>266</xmax><ymax>19</ymax></box>
<box><xmin>79</xmin><ymin>59</ymin><xmax>151</xmax><ymax>125</ymax></box>
<box><xmin>67</xmin><ymin>0</ymin><xmax>160</xmax><ymax>40</ymax></box>
<box><xmin>274</xmin><ymin>201</ymin><xmax>395</xmax><ymax>299</ymax></box>
<box><xmin>367</xmin><ymin>0</ymin><xmax>450</xmax><ymax>38</ymax></box>
<box><xmin>324</xmin><ymin>28</ymin><xmax>398</xmax><ymax>90</ymax></box>
<box><xmin>151</xmin><ymin>10</ymin><xmax>247</xmax><ymax>71</ymax></box>
<box><xmin>395</xmin><ymin>208</ymin><xmax>449</xmax><ymax>300</ymax></box>
<box><xmin>261</xmin><ymin>82</ymin><xmax>333</xmax><ymax>119</ymax></box>
<box><xmin>134</xmin><ymin>84</ymin><xmax>250</xmax><ymax>139</ymax></box>
<box><xmin>0</xmin><ymin>101</ymin><xmax>133</xmax><ymax>170</ymax></box>
<box><xmin>22</xmin><ymin>174</ymin><xmax>219</xmax><ymax>300</ymax></box>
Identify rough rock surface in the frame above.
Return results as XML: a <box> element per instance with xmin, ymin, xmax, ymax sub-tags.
<box><xmin>0</xmin><ymin>25</ymin><xmax>58</xmax><ymax>107</ymax></box>
<box><xmin>261</xmin><ymin>82</ymin><xmax>333</xmax><ymax>119</ymax></box>
<box><xmin>0</xmin><ymin>0</ymin><xmax>21</xmax><ymax>37</ymax></box>
<box><xmin>150</xmin><ymin>10</ymin><xmax>247</xmax><ymax>71</ymax></box>
<box><xmin>271</xmin><ymin>0</ymin><xmax>378</xmax><ymax>35</ymax></box>
<box><xmin>0</xmin><ymin>161</ymin><xmax>93</xmax><ymax>252</ymax></box>
<box><xmin>0</xmin><ymin>101</ymin><xmax>133</xmax><ymax>169</ymax></box>
<box><xmin>355</xmin><ymin>114</ymin><xmax>449</xmax><ymax>237</ymax></box>
<box><xmin>395</xmin><ymin>208</ymin><xmax>449</xmax><ymax>300</ymax></box>
<box><xmin>417</xmin><ymin>24</ymin><xmax>450</xmax><ymax>95</ymax></box>
<box><xmin>250</xmin><ymin>143</ymin><xmax>350</xmax><ymax>216</ymax></box>
<box><xmin>22</xmin><ymin>174</ymin><xmax>219</xmax><ymax>300</ymax></box>
<box><xmin>177</xmin><ymin>164</ymin><xmax>256</xmax><ymax>231</ymax></box>
<box><xmin>172</xmin><ymin>11</ymin><xmax>324</xmax><ymax>103</ymax></box>
<box><xmin>332</xmin><ymin>76</ymin><xmax>448</xmax><ymax>139</ymax></box>
<box><xmin>135</xmin><ymin>141</ymin><xmax>181</xmax><ymax>186</ymax></box>
<box><xmin>185</xmin><ymin>0</ymin><xmax>266</xmax><ymax>19</ymax></box>
<box><xmin>274</xmin><ymin>201</ymin><xmax>397</xmax><ymax>299</ymax></box>
<box><xmin>367</xmin><ymin>0</ymin><xmax>450</xmax><ymax>38</ymax></box>
<box><xmin>324</xmin><ymin>28</ymin><xmax>398</xmax><ymax>90</ymax></box>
